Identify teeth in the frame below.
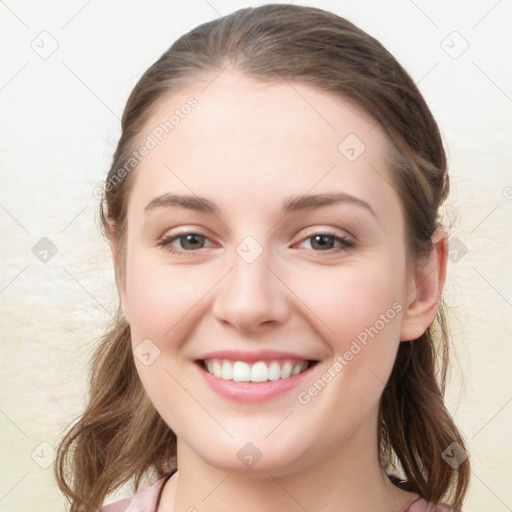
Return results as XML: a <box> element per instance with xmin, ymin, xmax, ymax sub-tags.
<box><xmin>250</xmin><ymin>361</ymin><xmax>268</xmax><ymax>382</ymax></box>
<box><xmin>291</xmin><ymin>363</ymin><xmax>303</xmax><ymax>376</ymax></box>
<box><xmin>281</xmin><ymin>361</ymin><xmax>293</xmax><ymax>379</ymax></box>
<box><xmin>221</xmin><ymin>360</ymin><xmax>233</xmax><ymax>380</ymax></box>
<box><xmin>232</xmin><ymin>361</ymin><xmax>250</xmax><ymax>381</ymax></box>
<box><xmin>204</xmin><ymin>359</ymin><xmax>309</xmax><ymax>382</ymax></box>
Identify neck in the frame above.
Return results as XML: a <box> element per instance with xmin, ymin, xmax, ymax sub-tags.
<box><xmin>160</xmin><ymin>417</ymin><xmax>417</xmax><ymax>512</ymax></box>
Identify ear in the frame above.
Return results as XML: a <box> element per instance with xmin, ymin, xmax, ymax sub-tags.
<box><xmin>108</xmin><ymin>221</ymin><xmax>129</xmax><ymax>319</ymax></box>
<box><xmin>400</xmin><ymin>227</ymin><xmax>448</xmax><ymax>342</ymax></box>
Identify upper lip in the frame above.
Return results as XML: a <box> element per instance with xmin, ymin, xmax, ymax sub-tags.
<box><xmin>196</xmin><ymin>349</ymin><xmax>318</xmax><ymax>363</ymax></box>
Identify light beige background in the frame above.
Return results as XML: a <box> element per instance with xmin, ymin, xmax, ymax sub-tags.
<box><xmin>1</xmin><ymin>0</ymin><xmax>511</xmax><ymax>510</ymax></box>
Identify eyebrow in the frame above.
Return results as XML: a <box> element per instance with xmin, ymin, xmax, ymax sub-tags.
<box><xmin>144</xmin><ymin>192</ymin><xmax>377</xmax><ymax>218</ymax></box>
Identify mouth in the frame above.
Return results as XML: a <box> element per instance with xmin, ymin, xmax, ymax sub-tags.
<box><xmin>196</xmin><ymin>358</ymin><xmax>318</xmax><ymax>383</ymax></box>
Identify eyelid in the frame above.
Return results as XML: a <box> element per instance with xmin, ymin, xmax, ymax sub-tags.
<box><xmin>157</xmin><ymin>226</ymin><xmax>214</xmax><ymax>244</ymax></box>
<box><xmin>158</xmin><ymin>226</ymin><xmax>353</xmax><ymax>244</ymax></box>
<box><xmin>294</xmin><ymin>229</ymin><xmax>354</xmax><ymax>253</ymax></box>
<box><xmin>156</xmin><ymin>228</ymin><xmax>216</xmax><ymax>252</ymax></box>
<box><xmin>298</xmin><ymin>225</ymin><xmax>355</xmax><ymax>243</ymax></box>
<box><xmin>157</xmin><ymin>226</ymin><xmax>356</xmax><ymax>257</ymax></box>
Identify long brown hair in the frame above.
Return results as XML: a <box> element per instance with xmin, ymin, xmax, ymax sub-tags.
<box><xmin>54</xmin><ymin>4</ymin><xmax>470</xmax><ymax>510</ymax></box>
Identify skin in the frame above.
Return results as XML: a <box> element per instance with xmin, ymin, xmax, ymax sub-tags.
<box><xmin>111</xmin><ymin>70</ymin><xmax>448</xmax><ymax>512</ymax></box>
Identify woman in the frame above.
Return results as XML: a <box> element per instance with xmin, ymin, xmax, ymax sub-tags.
<box><xmin>55</xmin><ymin>4</ymin><xmax>470</xmax><ymax>511</ymax></box>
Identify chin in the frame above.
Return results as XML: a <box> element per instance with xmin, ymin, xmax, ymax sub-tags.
<box><xmin>190</xmin><ymin>436</ymin><xmax>310</xmax><ymax>476</ymax></box>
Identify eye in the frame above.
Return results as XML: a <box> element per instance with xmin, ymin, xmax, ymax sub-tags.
<box><xmin>157</xmin><ymin>230</ymin><xmax>354</xmax><ymax>256</ymax></box>
<box><xmin>297</xmin><ymin>231</ymin><xmax>354</xmax><ymax>254</ymax></box>
<box><xmin>157</xmin><ymin>232</ymin><xmax>214</xmax><ymax>254</ymax></box>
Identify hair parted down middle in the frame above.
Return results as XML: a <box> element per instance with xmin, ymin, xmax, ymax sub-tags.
<box><xmin>54</xmin><ymin>4</ymin><xmax>470</xmax><ymax>511</ymax></box>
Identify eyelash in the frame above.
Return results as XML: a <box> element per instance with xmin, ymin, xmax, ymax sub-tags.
<box><xmin>156</xmin><ymin>230</ymin><xmax>355</xmax><ymax>256</ymax></box>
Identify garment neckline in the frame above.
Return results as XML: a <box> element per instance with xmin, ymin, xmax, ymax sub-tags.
<box><xmin>154</xmin><ymin>470</ymin><xmax>423</xmax><ymax>512</ymax></box>
<box><xmin>153</xmin><ymin>469</ymin><xmax>177</xmax><ymax>512</ymax></box>
<box><xmin>402</xmin><ymin>496</ymin><xmax>423</xmax><ymax>511</ymax></box>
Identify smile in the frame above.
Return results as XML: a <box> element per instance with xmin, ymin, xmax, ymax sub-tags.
<box><xmin>201</xmin><ymin>358</ymin><xmax>312</xmax><ymax>383</ymax></box>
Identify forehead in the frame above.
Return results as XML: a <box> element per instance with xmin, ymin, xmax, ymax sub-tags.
<box><xmin>127</xmin><ymin>70</ymin><xmax>401</xmax><ymax>223</ymax></box>
<box><xmin>140</xmin><ymin>70</ymin><xmax>380</xmax><ymax>156</ymax></box>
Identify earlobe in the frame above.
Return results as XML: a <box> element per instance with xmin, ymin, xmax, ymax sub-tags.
<box><xmin>400</xmin><ymin>227</ymin><xmax>448</xmax><ymax>342</ymax></box>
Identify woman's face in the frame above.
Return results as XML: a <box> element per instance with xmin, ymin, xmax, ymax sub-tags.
<box><xmin>116</xmin><ymin>70</ymin><xmax>423</xmax><ymax>474</ymax></box>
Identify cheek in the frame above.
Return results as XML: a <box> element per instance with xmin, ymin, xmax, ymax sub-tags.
<box><xmin>302</xmin><ymin>256</ymin><xmax>406</xmax><ymax>398</ymax></box>
<box><xmin>124</xmin><ymin>254</ymin><xmax>210</xmax><ymax>428</ymax></box>
<box><xmin>125</xmin><ymin>251</ymin><xmax>212</xmax><ymax>341</ymax></box>
<box><xmin>298</xmin><ymin>257</ymin><xmax>406</xmax><ymax>346</ymax></box>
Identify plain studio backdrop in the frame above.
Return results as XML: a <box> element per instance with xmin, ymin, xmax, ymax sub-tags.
<box><xmin>0</xmin><ymin>1</ymin><xmax>511</xmax><ymax>510</ymax></box>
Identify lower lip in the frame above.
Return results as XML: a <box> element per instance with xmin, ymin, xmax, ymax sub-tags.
<box><xmin>195</xmin><ymin>362</ymin><xmax>317</xmax><ymax>403</ymax></box>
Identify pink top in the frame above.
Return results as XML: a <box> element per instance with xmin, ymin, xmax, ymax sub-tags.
<box><xmin>98</xmin><ymin>471</ymin><xmax>456</xmax><ymax>512</ymax></box>
<box><xmin>98</xmin><ymin>472</ymin><xmax>173</xmax><ymax>512</ymax></box>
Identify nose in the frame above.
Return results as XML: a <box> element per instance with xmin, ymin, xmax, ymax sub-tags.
<box><xmin>211</xmin><ymin>245</ymin><xmax>290</xmax><ymax>332</ymax></box>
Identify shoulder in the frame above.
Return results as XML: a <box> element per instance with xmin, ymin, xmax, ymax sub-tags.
<box><xmin>405</xmin><ymin>497</ymin><xmax>460</xmax><ymax>511</ymax></box>
<box><xmin>98</xmin><ymin>476</ymin><xmax>168</xmax><ymax>512</ymax></box>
